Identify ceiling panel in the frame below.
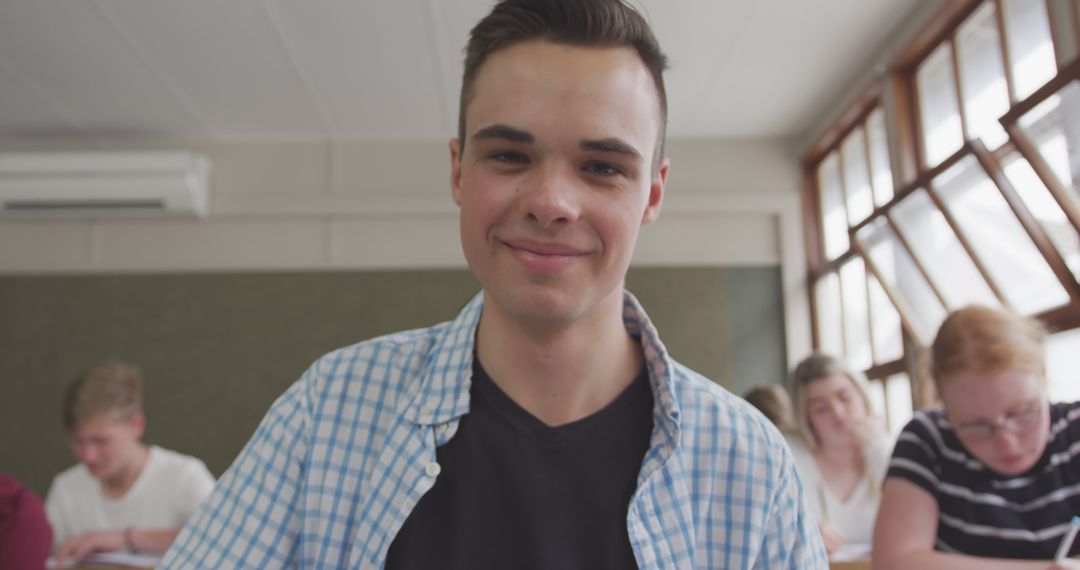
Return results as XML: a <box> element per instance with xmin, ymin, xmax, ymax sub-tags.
<box><xmin>268</xmin><ymin>0</ymin><xmax>447</xmax><ymax>139</ymax></box>
<box><xmin>0</xmin><ymin>56</ymin><xmax>86</xmax><ymax>138</ymax></box>
<box><xmin>101</xmin><ymin>0</ymin><xmax>326</xmax><ymax>138</ymax></box>
<box><xmin>642</xmin><ymin>0</ymin><xmax>760</xmax><ymax>137</ymax></box>
<box><xmin>0</xmin><ymin>0</ymin><xmax>205</xmax><ymax>139</ymax></box>
<box><xmin>689</xmin><ymin>0</ymin><xmax>919</xmax><ymax>137</ymax></box>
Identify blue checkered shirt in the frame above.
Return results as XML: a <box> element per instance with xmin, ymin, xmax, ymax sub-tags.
<box><xmin>161</xmin><ymin>291</ymin><xmax>826</xmax><ymax>569</ymax></box>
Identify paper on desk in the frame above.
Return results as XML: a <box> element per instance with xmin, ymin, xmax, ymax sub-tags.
<box><xmin>831</xmin><ymin>542</ymin><xmax>872</xmax><ymax>562</ymax></box>
<box><xmin>47</xmin><ymin>551</ymin><xmax>162</xmax><ymax>568</ymax></box>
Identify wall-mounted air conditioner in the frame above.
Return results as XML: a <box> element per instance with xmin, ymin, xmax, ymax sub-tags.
<box><xmin>0</xmin><ymin>152</ymin><xmax>210</xmax><ymax>218</ymax></box>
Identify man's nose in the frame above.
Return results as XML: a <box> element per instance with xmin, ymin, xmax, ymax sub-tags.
<box><xmin>519</xmin><ymin>162</ymin><xmax>582</xmax><ymax>227</ymax></box>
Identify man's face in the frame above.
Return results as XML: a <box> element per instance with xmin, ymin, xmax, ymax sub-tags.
<box><xmin>451</xmin><ymin>40</ymin><xmax>667</xmax><ymax>329</ymax></box>
<box><xmin>68</xmin><ymin>412</ymin><xmax>144</xmax><ymax>483</ymax></box>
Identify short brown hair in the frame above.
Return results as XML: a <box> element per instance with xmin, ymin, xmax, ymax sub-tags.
<box><xmin>62</xmin><ymin>361</ymin><xmax>143</xmax><ymax>431</ymax></box>
<box><xmin>929</xmin><ymin>305</ymin><xmax>1046</xmax><ymax>395</ymax></box>
<box><xmin>459</xmin><ymin>0</ymin><xmax>669</xmax><ymax>170</ymax></box>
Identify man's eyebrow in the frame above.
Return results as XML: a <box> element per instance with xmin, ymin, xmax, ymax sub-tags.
<box><xmin>581</xmin><ymin>137</ymin><xmax>642</xmax><ymax>160</ymax></box>
<box><xmin>471</xmin><ymin>124</ymin><xmax>534</xmax><ymax>144</ymax></box>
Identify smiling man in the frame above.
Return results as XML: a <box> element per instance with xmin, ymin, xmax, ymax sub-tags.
<box><xmin>161</xmin><ymin>1</ymin><xmax>824</xmax><ymax>568</ymax></box>
<box><xmin>45</xmin><ymin>361</ymin><xmax>215</xmax><ymax>565</ymax></box>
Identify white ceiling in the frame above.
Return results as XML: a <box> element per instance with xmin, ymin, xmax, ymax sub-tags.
<box><xmin>0</xmin><ymin>0</ymin><xmax>925</xmax><ymax>144</ymax></box>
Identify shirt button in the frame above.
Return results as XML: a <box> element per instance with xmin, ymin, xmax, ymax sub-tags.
<box><xmin>425</xmin><ymin>462</ymin><xmax>441</xmax><ymax>477</ymax></box>
<box><xmin>421</xmin><ymin>405</ymin><xmax>434</xmax><ymax>417</ymax></box>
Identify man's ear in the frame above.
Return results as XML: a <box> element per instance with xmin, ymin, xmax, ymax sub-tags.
<box><xmin>130</xmin><ymin>411</ymin><xmax>145</xmax><ymax>439</ymax></box>
<box><xmin>641</xmin><ymin>156</ymin><xmax>668</xmax><ymax>225</ymax></box>
<box><xmin>450</xmin><ymin>138</ymin><xmax>463</xmax><ymax>206</ymax></box>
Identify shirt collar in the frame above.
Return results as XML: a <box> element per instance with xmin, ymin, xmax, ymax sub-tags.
<box><xmin>401</xmin><ymin>290</ymin><xmax>682</xmax><ymax>440</ymax></box>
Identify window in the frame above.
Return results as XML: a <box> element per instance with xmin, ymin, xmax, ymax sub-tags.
<box><xmin>803</xmin><ymin>0</ymin><xmax>1080</xmax><ymax>422</ymax></box>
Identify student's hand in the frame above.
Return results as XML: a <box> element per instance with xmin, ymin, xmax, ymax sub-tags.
<box><xmin>852</xmin><ymin>414</ymin><xmax>888</xmax><ymax>446</ymax></box>
<box><xmin>54</xmin><ymin>529</ymin><xmax>124</xmax><ymax>564</ymax></box>
<box><xmin>820</xmin><ymin>522</ymin><xmax>846</xmax><ymax>556</ymax></box>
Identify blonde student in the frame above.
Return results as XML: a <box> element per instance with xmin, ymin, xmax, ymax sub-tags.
<box><xmin>875</xmin><ymin>306</ymin><xmax>1080</xmax><ymax>569</ymax></box>
<box><xmin>45</xmin><ymin>361</ymin><xmax>215</xmax><ymax>564</ymax></box>
<box><xmin>787</xmin><ymin>352</ymin><xmax>893</xmax><ymax>557</ymax></box>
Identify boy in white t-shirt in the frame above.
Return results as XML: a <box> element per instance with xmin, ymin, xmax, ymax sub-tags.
<box><xmin>44</xmin><ymin>361</ymin><xmax>215</xmax><ymax>564</ymax></box>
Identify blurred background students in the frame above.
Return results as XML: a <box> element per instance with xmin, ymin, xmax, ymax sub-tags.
<box><xmin>744</xmin><ymin>383</ymin><xmax>797</xmax><ymax>433</ymax></box>
<box><xmin>0</xmin><ymin>473</ymin><xmax>52</xmax><ymax>570</ymax></box>
<box><xmin>44</xmin><ymin>361</ymin><xmax>215</xmax><ymax>564</ymax></box>
<box><xmin>788</xmin><ymin>352</ymin><xmax>893</xmax><ymax>557</ymax></box>
<box><xmin>875</xmin><ymin>306</ymin><xmax>1080</xmax><ymax>569</ymax></box>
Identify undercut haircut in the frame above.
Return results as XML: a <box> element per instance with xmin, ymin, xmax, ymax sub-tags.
<box><xmin>459</xmin><ymin>0</ymin><xmax>669</xmax><ymax>172</ymax></box>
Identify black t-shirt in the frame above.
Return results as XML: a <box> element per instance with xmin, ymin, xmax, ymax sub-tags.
<box><xmin>384</xmin><ymin>357</ymin><xmax>654</xmax><ymax>570</ymax></box>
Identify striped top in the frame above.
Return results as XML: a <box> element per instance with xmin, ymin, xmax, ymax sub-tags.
<box><xmin>887</xmin><ymin>402</ymin><xmax>1080</xmax><ymax>558</ymax></box>
<box><xmin>160</xmin><ymin>291</ymin><xmax>827</xmax><ymax>569</ymax></box>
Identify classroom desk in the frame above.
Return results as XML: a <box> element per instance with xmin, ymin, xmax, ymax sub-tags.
<box><xmin>830</xmin><ymin>558</ymin><xmax>872</xmax><ymax>570</ymax></box>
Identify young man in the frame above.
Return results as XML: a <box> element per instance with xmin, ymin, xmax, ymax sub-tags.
<box><xmin>163</xmin><ymin>1</ymin><xmax>825</xmax><ymax>568</ymax></box>
<box><xmin>45</xmin><ymin>361</ymin><xmax>216</xmax><ymax>564</ymax></box>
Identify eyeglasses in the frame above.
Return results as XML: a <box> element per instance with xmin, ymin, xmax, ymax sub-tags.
<box><xmin>952</xmin><ymin>406</ymin><xmax>1042</xmax><ymax>442</ymax></box>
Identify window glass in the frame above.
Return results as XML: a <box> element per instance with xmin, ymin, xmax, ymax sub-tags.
<box><xmin>868</xmin><ymin>273</ymin><xmax>904</xmax><ymax>364</ymax></box>
<box><xmin>864</xmin><ymin>380</ymin><xmax>887</xmax><ymax>420</ymax></box>
<box><xmin>918</xmin><ymin>43</ymin><xmax>965</xmax><ymax>166</ymax></box>
<box><xmin>842</xmin><ymin>127</ymin><xmax>875</xmax><ymax>224</ymax></box>
<box><xmin>814</xmin><ymin>272</ymin><xmax>844</xmax><ymax>358</ymax></box>
<box><xmin>933</xmin><ymin>155</ymin><xmax>1070</xmax><ymax>314</ymax></box>
<box><xmin>867</xmin><ymin>108</ymin><xmax>895</xmax><ymax>206</ymax></box>
<box><xmin>891</xmin><ymin>188</ymin><xmax>999</xmax><ymax>308</ymax></box>
<box><xmin>956</xmin><ymin>2</ymin><xmax>1010</xmax><ymax>148</ymax></box>
<box><xmin>1002</xmin><ymin>152</ymin><xmax>1080</xmax><ymax>280</ymax></box>
<box><xmin>1002</xmin><ymin>0</ymin><xmax>1057</xmax><ymax>101</ymax></box>
<box><xmin>818</xmin><ymin>152</ymin><xmax>850</xmax><ymax>260</ymax></box>
<box><xmin>1046</xmin><ymin>327</ymin><xmax>1080</xmax><ymax>402</ymax></box>
<box><xmin>840</xmin><ymin>257</ymin><xmax>873</xmax><ymax>371</ymax></box>
<box><xmin>856</xmin><ymin>218</ymin><xmax>947</xmax><ymax>343</ymax></box>
<box><xmin>885</xmin><ymin>373</ymin><xmax>914</xmax><ymax>435</ymax></box>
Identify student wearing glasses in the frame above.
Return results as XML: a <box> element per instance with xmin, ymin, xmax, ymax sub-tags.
<box><xmin>874</xmin><ymin>305</ymin><xmax>1080</xmax><ymax>569</ymax></box>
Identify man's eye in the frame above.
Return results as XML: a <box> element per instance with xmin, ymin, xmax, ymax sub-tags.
<box><xmin>488</xmin><ymin>151</ymin><xmax>529</xmax><ymax>164</ymax></box>
<box><xmin>583</xmin><ymin>162</ymin><xmax>623</xmax><ymax>176</ymax></box>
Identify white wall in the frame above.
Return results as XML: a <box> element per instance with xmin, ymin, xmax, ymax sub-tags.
<box><xmin>0</xmin><ymin>137</ymin><xmax>811</xmax><ymax>364</ymax></box>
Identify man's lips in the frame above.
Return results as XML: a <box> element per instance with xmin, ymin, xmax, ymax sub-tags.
<box><xmin>502</xmin><ymin>239</ymin><xmax>587</xmax><ymax>257</ymax></box>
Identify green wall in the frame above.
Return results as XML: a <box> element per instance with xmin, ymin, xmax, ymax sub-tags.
<box><xmin>0</xmin><ymin>266</ymin><xmax>785</xmax><ymax>496</ymax></box>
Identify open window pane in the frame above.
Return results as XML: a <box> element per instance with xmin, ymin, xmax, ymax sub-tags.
<box><xmin>818</xmin><ymin>152</ymin><xmax>850</xmax><ymax>260</ymax></box>
<box><xmin>1002</xmin><ymin>151</ymin><xmax>1080</xmax><ymax>280</ymax></box>
<box><xmin>884</xmin><ymin>373</ymin><xmax>914</xmax><ymax>434</ymax></box>
<box><xmin>856</xmin><ymin>218</ymin><xmax>947</xmax><ymax>343</ymax></box>
<box><xmin>840</xmin><ymin>257</ymin><xmax>873</xmax><ymax>371</ymax></box>
<box><xmin>933</xmin><ymin>155</ymin><xmax>1070</xmax><ymax>314</ymax></box>
<box><xmin>1015</xmin><ymin>81</ymin><xmax>1080</xmax><ymax>205</ymax></box>
<box><xmin>867</xmin><ymin>108</ymin><xmax>895</xmax><ymax>206</ymax></box>
<box><xmin>1002</xmin><ymin>0</ymin><xmax>1057</xmax><ymax>101</ymax></box>
<box><xmin>918</xmin><ymin>44</ymin><xmax>965</xmax><ymax>166</ymax></box>
<box><xmin>891</xmin><ymin>188</ymin><xmax>999</xmax><ymax>308</ymax></box>
<box><xmin>815</xmin><ymin>272</ymin><xmax>844</xmax><ymax>357</ymax></box>
<box><xmin>868</xmin><ymin>273</ymin><xmax>904</xmax><ymax>364</ymax></box>
<box><xmin>956</xmin><ymin>2</ymin><xmax>1010</xmax><ymax>148</ymax></box>
<box><xmin>842</xmin><ymin>127</ymin><xmax>875</xmax><ymax>224</ymax></box>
